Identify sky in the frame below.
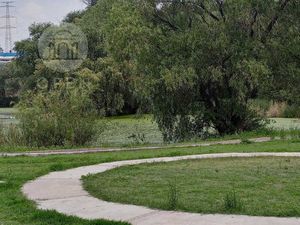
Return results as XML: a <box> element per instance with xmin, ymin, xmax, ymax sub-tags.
<box><xmin>0</xmin><ymin>0</ymin><xmax>86</xmax><ymax>51</ymax></box>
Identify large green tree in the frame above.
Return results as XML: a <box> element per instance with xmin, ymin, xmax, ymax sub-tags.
<box><xmin>78</xmin><ymin>0</ymin><xmax>143</xmax><ymax>115</ymax></box>
<box><xmin>103</xmin><ymin>0</ymin><xmax>297</xmax><ymax>141</ymax></box>
<box><xmin>259</xmin><ymin>0</ymin><xmax>300</xmax><ymax>104</ymax></box>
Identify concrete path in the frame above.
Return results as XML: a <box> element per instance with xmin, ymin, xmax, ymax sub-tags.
<box><xmin>2</xmin><ymin>137</ymin><xmax>272</xmax><ymax>157</ymax></box>
<box><xmin>23</xmin><ymin>152</ymin><xmax>300</xmax><ymax>225</ymax></box>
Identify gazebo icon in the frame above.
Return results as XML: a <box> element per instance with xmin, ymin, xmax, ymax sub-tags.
<box><xmin>46</xmin><ymin>30</ymin><xmax>80</xmax><ymax>61</ymax></box>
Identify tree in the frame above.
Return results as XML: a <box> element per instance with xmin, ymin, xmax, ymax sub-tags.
<box><xmin>63</xmin><ymin>10</ymin><xmax>84</xmax><ymax>23</ymax></box>
<box><xmin>258</xmin><ymin>0</ymin><xmax>300</xmax><ymax>105</ymax></box>
<box><xmin>82</xmin><ymin>0</ymin><xmax>98</xmax><ymax>7</ymax></box>
<box><xmin>102</xmin><ymin>0</ymin><xmax>296</xmax><ymax>141</ymax></box>
<box><xmin>12</xmin><ymin>23</ymin><xmax>53</xmax><ymax>93</ymax></box>
<box><xmin>78</xmin><ymin>0</ymin><xmax>143</xmax><ymax>115</ymax></box>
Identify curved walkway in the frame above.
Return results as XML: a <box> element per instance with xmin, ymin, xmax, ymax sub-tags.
<box><xmin>2</xmin><ymin>137</ymin><xmax>272</xmax><ymax>157</ymax></box>
<box><xmin>23</xmin><ymin>152</ymin><xmax>300</xmax><ymax>225</ymax></box>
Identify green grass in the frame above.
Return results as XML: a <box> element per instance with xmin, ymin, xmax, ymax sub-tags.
<box><xmin>1</xmin><ymin>140</ymin><xmax>300</xmax><ymax>224</ymax></box>
<box><xmin>84</xmin><ymin>156</ymin><xmax>300</xmax><ymax>217</ymax></box>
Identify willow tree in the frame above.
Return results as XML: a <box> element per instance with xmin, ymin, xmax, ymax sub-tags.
<box><xmin>103</xmin><ymin>0</ymin><xmax>297</xmax><ymax>141</ymax></box>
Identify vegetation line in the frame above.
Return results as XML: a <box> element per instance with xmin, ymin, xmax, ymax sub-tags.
<box><xmin>0</xmin><ymin>137</ymin><xmax>273</xmax><ymax>157</ymax></box>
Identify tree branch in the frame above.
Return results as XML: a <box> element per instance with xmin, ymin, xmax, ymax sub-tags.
<box><xmin>262</xmin><ymin>0</ymin><xmax>291</xmax><ymax>42</ymax></box>
<box><xmin>214</xmin><ymin>0</ymin><xmax>226</xmax><ymax>22</ymax></box>
<box><xmin>249</xmin><ymin>8</ymin><xmax>258</xmax><ymax>37</ymax></box>
<box><xmin>153</xmin><ymin>11</ymin><xmax>179</xmax><ymax>31</ymax></box>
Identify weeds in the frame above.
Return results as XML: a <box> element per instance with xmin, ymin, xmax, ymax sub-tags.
<box><xmin>241</xmin><ymin>138</ymin><xmax>253</xmax><ymax>144</ymax></box>
<box><xmin>128</xmin><ymin>132</ymin><xmax>146</xmax><ymax>145</ymax></box>
<box><xmin>223</xmin><ymin>189</ymin><xmax>243</xmax><ymax>212</ymax></box>
<box><xmin>17</xmin><ymin>81</ymin><xmax>98</xmax><ymax>147</ymax></box>
<box><xmin>0</xmin><ymin>124</ymin><xmax>24</xmax><ymax>146</ymax></box>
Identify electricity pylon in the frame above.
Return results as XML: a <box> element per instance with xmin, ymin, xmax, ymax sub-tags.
<box><xmin>0</xmin><ymin>1</ymin><xmax>16</xmax><ymax>52</ymax></box>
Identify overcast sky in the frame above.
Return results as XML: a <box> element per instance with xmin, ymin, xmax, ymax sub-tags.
<box><xmin>0</xmin><ymin>0</ymin><xmax>86</xmax><ymax>50</ymax></box>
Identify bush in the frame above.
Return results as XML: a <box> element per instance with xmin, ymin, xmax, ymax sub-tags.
<box><xmin>249</xmin><ymin>99</ymin><xmax>272</xmax><ymax>117</ymax></box>
<box><xmin>0</xmin><ymin>124</ymin><xmax>24</xmax><ymax>146</ymax></box>
<box><xmin>17</xmin><ymin>80</ymin><xmax>98</xmax><ymax>147</ymax></box>
<box><xmin>266</xmin><ymin>102</ymin><xmax>287</xmax><ymax>118</ymax></box>
<box><xmin>283</xmin><ymin>105</ymin><xmax>300</xmax><ymax>118</ymax></box>
<box><xmin>250</xmin><ymin>100</ymin><xmax>300</xmax><ymax>118</ymax></box>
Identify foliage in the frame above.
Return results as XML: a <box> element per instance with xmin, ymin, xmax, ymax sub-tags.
<box><xmin>90</xmin><ymin>58</ymin><xmax>126</xmax><ymax>116</ymax></box>
<box><xmin>82</xmin><ymin>0</ymin><xmax>98</xmax><ymax>7</ymax></box>
<box><xmin>17</xmin><ymin>80</ymin><xmax>98</xmax><ymax>147</ymax></box>
<box><xmin>283</xmin><ymin>105</ymin><xmax>300</xmax><ymax>118</ymax></box>
<box><xmin>259</xmin><ymin>0</ymin><xmax>300</xmax><ymax>104</ymax></box>
<box><xmin>78</xmin><ymin>1</ymin><xmax>143</xmax><ymax>115</ymax></box>
<box><xmin>0</xmin><ymin>0</ymin><xmax>298</xmax><ymax>144</ymax></box>
<box><xmin>103</xmin><ymin>0</ymin><xmax>288</xmax><ymax>140</ymax></box>
<box><xmin>0</xmin><ymin>123</ymin><xmax>24</xmax><ymax>146</ymax></box>
<box><xmin>266</xmin><ymin>102</ymin><xmax>287</xmax><ymax>118</ymax></box>
<box><xmin>63</xmin><ymin>10</ymin><xmax>85</xmax><ymax>23</ymax></box>
<box><xmin>1</xmin><ymin>22</ymin><xmax>54</xmax><ymax>97</ymax></box>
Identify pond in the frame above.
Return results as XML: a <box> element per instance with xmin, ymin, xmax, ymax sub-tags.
<box><xmin>0</xmin><ymin>108</ymin><xmax>18</xmax><ymax>126</ymax></box>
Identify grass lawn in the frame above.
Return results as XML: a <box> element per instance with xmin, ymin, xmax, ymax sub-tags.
<box><xmin>84</xmin><ymin>157</ymin><xmax>300</xmax><ymax>217</ymax></box>
<box><xmin>1</xmin><ymin>140</ymin><xmax>300</xmax><ymax>224</ymax></box>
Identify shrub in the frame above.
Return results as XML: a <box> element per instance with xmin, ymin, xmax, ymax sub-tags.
<box><xmin>0</xmin><ymin>124</ymin><xmax>24</xmax><ymax>146</ymax></box>
<box><xmin>249</xmin><ymin>99</ymin><xmax>271</xmax><ymax>117</ymax></box>
<box><xmin>283</xmin><ymin>105</ymin><xmax>300</xmax><ymax>118</ymax></box>
<box><xmin>4</xmin><ymin>125</ymin><xmax>24</xmax><ymax>146</ymax></box>
<box><xmin>17</xmin><ymin>80</ymin><xmax>98</xmax><ymax>147</ymax></box>
<box><xmin>266</xmin><ymin>102</ymin><xmax>287</xmax><ymax>118</ymax></box>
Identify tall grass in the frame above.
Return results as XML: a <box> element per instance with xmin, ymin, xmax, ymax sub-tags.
<box><xmin>250</xmin><ymin>99</ymin><xmax>300</xmax><ymax>118</ymax></box>
<box><xmin>0</xmin><ymin>124</ymin><xmax>24</xmax><ymax>146</ymax></box>
<box><xmin>17</xmin><ymin>81</ymin><xmax>98</xmax><ymax>147</ymax></box>
<box><xmin>0</xmin><ymin>80</ymin><xmax>101</xmax><ymax>148</ymax></box>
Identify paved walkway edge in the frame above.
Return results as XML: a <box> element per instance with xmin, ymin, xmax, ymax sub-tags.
<box><xmin>22</xmin><ymin>152</ymin><xmax>300</xmax><ymax>225</ymax></box>
<box><xmin>2</xmin><ymin>137</ymin><xmax>273</xmax><ymax>157</ymax></box>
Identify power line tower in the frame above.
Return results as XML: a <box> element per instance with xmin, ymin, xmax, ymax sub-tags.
<box><xmin>0</xmin><ymin>1</ymin><xmax>16</xmax><ymax>52</ymax></box>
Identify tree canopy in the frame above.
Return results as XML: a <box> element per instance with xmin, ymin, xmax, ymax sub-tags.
<box><xmin>0</xmin><ymin>0</ymin><xmax>298</xmax><ymax>141</ymax></box>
